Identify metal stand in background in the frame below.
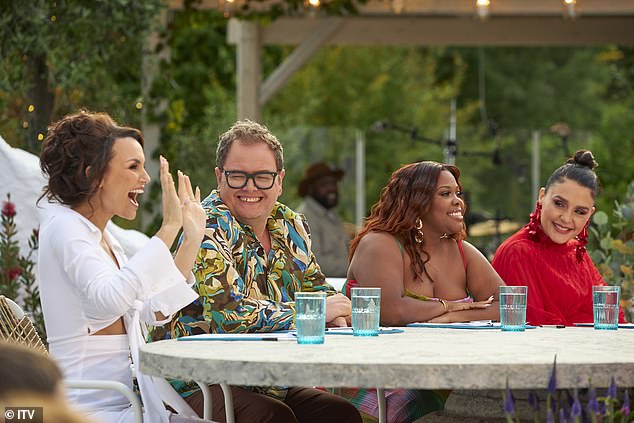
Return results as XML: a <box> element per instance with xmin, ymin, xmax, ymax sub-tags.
<box><xmin>370</xmin><ymin>100</ymin><xmax>501</xmax><ymax>166</ymax></box>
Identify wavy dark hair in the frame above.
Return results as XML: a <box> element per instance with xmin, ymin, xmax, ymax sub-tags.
<box><xmin>39</xmin><ymin>110</ymin><xmax>143</xmax><ymax>207</ymax></box>
<box><xmin>350</xmin><ymin>161</ymin><xmax>467</xmax><ymax>282</ymax></box>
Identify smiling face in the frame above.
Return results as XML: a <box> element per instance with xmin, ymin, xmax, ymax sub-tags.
<box><xmin>87</xmin><ymin>136</ymin><xmax>150</xmax><ymax>224</ymax></box>
<box><xmin>538</xmin><ymin>177</ymin><xmax>595</xmax><ymax>244</ymax></box>
<box><xmin>421</xmin><ymin>170</ymin><xmax>465</xmax><ymax>236</ymax></box>
<box><xmin>215</xmin><ymin>139</ymin><xmax>284</xmax><ymax>233</ymax></box>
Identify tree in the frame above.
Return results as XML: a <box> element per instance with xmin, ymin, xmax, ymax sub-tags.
<box><xmin>263</xmin><ymin>46</ymin><xmax>468</xmax><ymax>216</ymax></box>
<box><xmin>0</xmin><ymin>0</ymin><xmax>163</xmax><ymax>151</ymax></box>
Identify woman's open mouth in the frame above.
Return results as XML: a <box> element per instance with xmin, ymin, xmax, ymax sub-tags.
<box><xmin>128</xmin><ymin>189</ymin><xmax>144</xmax><ymax>207</ymax></box>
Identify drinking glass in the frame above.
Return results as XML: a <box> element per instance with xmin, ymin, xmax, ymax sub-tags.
<box><xmin>351</xmin><ymin>287</ymin><xmax>381</xmax><ymax>336</ymax></box>
<box><xmin>499</xmin><ymin>286</ymin><xmax>528</xmax><ymax>331</ymax></box>
<box><xmin>593</xmin><ymin>285</ymin><xmax>620</xmax><ymax>330</ymax></box>
<box><xmin>294</xmin><ymin>292</ymin><xmax>327</xmax><ymax>344</ymax></box>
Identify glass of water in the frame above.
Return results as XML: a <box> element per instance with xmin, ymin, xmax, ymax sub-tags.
<box><xmin>294</xmin><ymin>292</ymin><xmax>327</xmax><ymax>344</ymax></box>
<box><xmin>499</xmin><ymin>286</ymin><xmax>528</xmax><ymax>331</ymax></box>
<box><xmin>593</xmin><ymin>285</ymin><xmax>620</xmax><ymax>330</ymax></box>
<box><xmin>351</xmin><ymin>287</ymin><xmax>381</xmax><ymax>336</ymax></box>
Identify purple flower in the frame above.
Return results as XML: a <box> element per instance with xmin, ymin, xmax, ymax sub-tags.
<box><xmin>2</xmin><ymin>199</ymin><xmax>16</xmax><ymax>217</ymax></box>
<box><xmin>528</xmin><ymin>391</ymin><xmax>540</xmax><ymax>412</ymax></box>
<box><xmin>547</xmin><ymin>408</ymin><xmax>555</xmax><ymax>423</ymax></box>
<box><xmin>548</xmin><ymin>357</ymin><xmax>557</xmax><ymax>394</ymax></box>
<box><xmin>571</xmin><ymin>390</ymin><xmax>582</xmax><ymax>418</ymax></box>
<box><xmin>587</xmin><ymin>387</ymin><xmax>599</xmax><ymax>415</ymax></box>
<box><xmin>504</xmin><ymin>380</ymin><xmax>515</xmax><ymax>416</ymax></box>
<box><xmin>559</xmin><ymin>407</ymin><xmax>567</xmax><ymax>422</ymax></box>
<box><xmin>598</xmin><ymin>400</ymin><xmax>606</xmax><ymax>416</ymax></box>
<box><xmin>621</xmin><ymin>389</ymin><xmax>630</xmax><ymax>416</ymax></box>
<box><xmin>607</xmin><ymin>377</ymin><xmax>617</xmax><ymax>400</ymax></box>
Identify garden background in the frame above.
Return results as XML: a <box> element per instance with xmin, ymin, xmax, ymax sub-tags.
<box><xmin>1</xmin><ymin>0</ymin><xmax>634</xmax><ymax>326</ymax></box>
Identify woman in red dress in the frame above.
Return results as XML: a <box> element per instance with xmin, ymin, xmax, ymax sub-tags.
<box><xmin>492</xmin><ymin>150</ymin><xmax>626</xmax><ymax>326</ymax></box>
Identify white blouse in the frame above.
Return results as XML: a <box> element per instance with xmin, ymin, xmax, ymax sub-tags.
<box><xmin>38</xmin><ymin>202</ymin><xmax>198</xmax><ymax>423</ymax></box>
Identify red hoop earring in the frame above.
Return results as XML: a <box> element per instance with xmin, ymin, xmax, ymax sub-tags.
<box><xmin>575</xmin><ymin>221</ymin><xmax>589</xmax><ymax>263</ymax></box>
<box><xmin>527</xmin><ymin>201</ymin><xmax>542</xmax><ymax>240</ymax></box>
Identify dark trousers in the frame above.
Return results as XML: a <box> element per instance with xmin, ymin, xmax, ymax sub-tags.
<box><xmin>185</xmin><ymin>385</ymin><xmax>362</xmax><ymax>423</ymax></box>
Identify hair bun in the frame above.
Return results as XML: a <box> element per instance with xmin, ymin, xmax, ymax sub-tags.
<box><xmin>566</xmin><ymin>150</ymin><xmax>598</xmax><ymax>170</ymax></box>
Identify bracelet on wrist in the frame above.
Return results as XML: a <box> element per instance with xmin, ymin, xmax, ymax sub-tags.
<box><xmin>439</xmin><ymin>298</ymin><xmax>448</xmax><ymax>313</ymax></box>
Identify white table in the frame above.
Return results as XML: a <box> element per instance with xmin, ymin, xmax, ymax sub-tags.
<box><xmin>140</xmin><ymin>327</ymin><xmax>634</xmax><ymax>422</ymax></box>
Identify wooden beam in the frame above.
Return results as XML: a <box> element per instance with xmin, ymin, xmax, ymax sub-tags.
<box><xmin>259</xmin><ymin>18</ymin><xmax>343</xmax><ymax>106</ymax></box>
<box><xmin>256</xmin><ymin>16</ymin><xmax>634</xmax><ymax>46</ymax></box>
<box><xmin>170</xmin><ymin>0</ymin><xmax>634</xmax><ymax>16</ymax></box>
<box><xmin>141</xmin><ymin>9</ymin><xmax>170</xmax><ymax>228</ymax></box>
<box><xmin>234</xmin><ymin>20</ymin><xmax>261</xmax><ymax>120</ymax></box>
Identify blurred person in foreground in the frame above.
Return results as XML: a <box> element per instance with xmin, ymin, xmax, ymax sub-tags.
<box><xmin>153</xmin><ymin>120</ymin><xmax>360</xmax><ymax>423</ymax></box>
<box><xmin>0</xmin><ymin>342</ymin><xmax>97</xmax><ymax>423</ymax></box>
<box><xmin>38</xmin><ymin>111</ymin><xmax>207</xmax><ymax>423</ymax></box>
<box><xmin>296</xmin><ymin>162</ymin><xmax>350</xmax><ymax>277</ymax></box>
<box><xmin>341</xmin><ymin>161</ymin><xmax>504</xmax><ymax>422</ymax></box>
<box><xmin>492</xmin><ymin>150</ymin><xmax>626</xmax><ymax>326</ymax></box>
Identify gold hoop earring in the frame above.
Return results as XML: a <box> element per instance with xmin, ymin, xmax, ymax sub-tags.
<box><xmin>415</xmin><ymin>218</ymin><xmax>424</xmax><ymax>244</ymax></box>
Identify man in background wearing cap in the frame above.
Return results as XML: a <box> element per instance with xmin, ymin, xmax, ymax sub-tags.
<box><xmin>297</xmin><ymin>162</ymin><xmax>351</xmax><ymax>278</ymax></box>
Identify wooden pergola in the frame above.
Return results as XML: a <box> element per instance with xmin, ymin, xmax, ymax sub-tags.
<box><xmin>142</xmin><ymin>0</ymin><xmax>634</xmax><ymax>177</ymax></box>
<box><xmin>137</xmin><ymin>0</ymin><xmax>634</xmax><ymax>225</ymax></box>
<box><xmin>169</xmin><ymin>0</ymin><xmax>634</xmax><ymax>120</ymax></box>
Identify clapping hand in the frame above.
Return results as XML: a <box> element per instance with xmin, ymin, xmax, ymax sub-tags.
<box><xmin>156</xmin><ymin>156</ymin><xmax>207</xmax><ymax>278</ymax></box>
<box><xmin>177</xmin><ymin>170</ymin><xmax>206</xmax><ymax>244</ymax></box>
<box><xmin>156</xmin><ymin>156</ymin><xmax>182</xmax><ymax>246</ymax></box>
<box><xmin>156</xmin><ymin>156</ymin><xmax>205</xmax><ymax>248</ymax></box>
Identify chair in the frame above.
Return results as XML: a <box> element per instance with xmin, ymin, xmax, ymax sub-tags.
<box><xmin>0</xmin><ymin>295</ymin><xmax>143</xmax><ymax>423</ymax></box>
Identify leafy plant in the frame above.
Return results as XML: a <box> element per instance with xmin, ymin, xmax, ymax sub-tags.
<box><xmin>587</xmin><ymin>180</ymin><xmax>634</xmax><ymax>322</ymax></box>
<box><xmin>0</xmin><ymin>194</ymin><xmax>44</xmax><ymax>340</ymax></box>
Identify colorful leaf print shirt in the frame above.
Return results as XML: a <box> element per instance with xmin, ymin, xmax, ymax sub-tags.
<box><xmin>151</xmin><ymin>190</ymin><xmax>335</xmax><ymax>398</ymax></box>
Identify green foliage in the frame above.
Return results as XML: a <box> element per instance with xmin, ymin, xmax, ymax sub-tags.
<box><xmin>0</xmin><ymin>194</ymin><xmax>45</xmax><ymax>339</ymax></box>
<box><xmin>265</xmin><ymin>46</ymin><xmax>468</xmax><ymax>217</ymax></box>
<box><xmin>0</xmin><ymin>0</ymin><xmax>163</xmax><ymax>151</ymax></box>
<box><xmin>141</xmin><ymin>9</ymin><xmax>238</xmax><ymax>233</ymax></box>
<box><xmin>588</xmin><ymin>181</ymin><xmax>634</xmax><ymax>322</ymax></box>
<box><xmin>3</xmin><ymin>2</ymin><xmax>634</xmax><ymax>241</ymax></box>
<box><xmin>446</xmin><ymin>47</ymin><xmax>618</xmax><ymax>223</ymax></box>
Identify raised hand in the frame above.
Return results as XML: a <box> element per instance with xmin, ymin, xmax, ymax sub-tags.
<box><xmin>156</xmin><ymin>156</ymin><xmax>183</xmax><ymax>247</ymax></box>
<box><xmin>177</xmin><ymin>170</ymin><xmax>206</xmax><ymax>244</ymax></box>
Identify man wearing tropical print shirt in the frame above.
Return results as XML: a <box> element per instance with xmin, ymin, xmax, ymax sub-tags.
<box><xmin>152</xmin><ymin>119</ymin><xmax>359</xmax><ymax>423</ymax></box>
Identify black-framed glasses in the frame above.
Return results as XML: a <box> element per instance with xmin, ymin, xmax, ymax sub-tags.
<box><xmin>223</xmin><ymin>170</ymin><xmax>278</xmax><ymax>190</ymax></box>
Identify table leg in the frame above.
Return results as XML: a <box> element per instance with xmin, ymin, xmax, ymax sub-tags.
<box><xmin>220</xmin><ymin>383</ymin><xmax>235</xmax><ymax>423</ymax></box>
<box><xmin>377</xmin><ymin>387</ymin><xmax>387</xmax><ymax>423</ymax></box>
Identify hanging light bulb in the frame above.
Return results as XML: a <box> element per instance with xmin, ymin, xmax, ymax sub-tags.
<box><xmin>476</xmin><ymin>0</ymin><xmax>490</xmax><ymax>20</ymax></box>
<box><xmin>308</xmin><ymin>0</ymin><xmax>320</xmax><ymax>7</ymax></box>
<box><xmin>564</xmin><ymin>0</ymin><xmax>576</xmax><ymax>19</ymax></box>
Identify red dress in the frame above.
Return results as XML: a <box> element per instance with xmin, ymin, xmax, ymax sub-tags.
<box><xmin>492</xmin><ymin>225</ymin><xmax>625</xmax><ymax>326</ymax></box>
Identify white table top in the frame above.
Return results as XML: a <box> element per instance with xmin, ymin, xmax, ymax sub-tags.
<box><xmin>139</xmin><ymin>326</ymin><xmax>634</xmax><ymax>390</ymax></box>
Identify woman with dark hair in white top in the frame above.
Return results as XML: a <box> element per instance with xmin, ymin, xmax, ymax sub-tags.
<box><xmin>38</xmin><ymin>110</ymin><xmax>206</xmax><ymax>423</ymax></box>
